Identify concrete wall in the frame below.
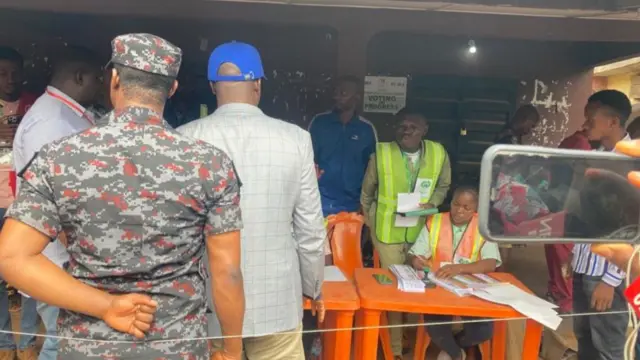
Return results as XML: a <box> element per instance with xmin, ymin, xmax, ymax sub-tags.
<box><xmin>519</xmin><ymin>72</ymin><xmax>593</xmax><ymax>147</ymax></box>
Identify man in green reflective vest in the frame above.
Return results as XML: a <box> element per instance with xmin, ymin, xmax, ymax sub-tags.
<box><xmin>361</xmin><ymin>108</ymin><xmax>451</xmax><ymax>359</ymax></box>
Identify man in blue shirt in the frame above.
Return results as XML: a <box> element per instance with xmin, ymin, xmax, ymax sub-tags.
<box><xmin>309</xmin><ymin>76</ymin><xmax>377</xmax><ymax>217</ymax></box>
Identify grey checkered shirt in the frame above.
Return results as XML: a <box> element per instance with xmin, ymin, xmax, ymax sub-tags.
<box><xmin>178</xmin><ymin>103</ymin><xmax>326</xmax><ymax>337</ymax></box>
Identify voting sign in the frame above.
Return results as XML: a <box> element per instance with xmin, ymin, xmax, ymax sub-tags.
<box><xmin>363</xmin><ymin>76</ymin><xmax>407</xmax><ymax>114</ymax></box>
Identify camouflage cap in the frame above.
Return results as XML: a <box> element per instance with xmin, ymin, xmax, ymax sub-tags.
<box><xmin>110</xmin><ymin>33</ymin><xmax>182</xmax><ymax>77</ymax></box>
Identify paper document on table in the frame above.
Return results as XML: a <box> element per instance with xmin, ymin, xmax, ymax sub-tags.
<box><xmin>427</xmin><ymin>272</ymin><xmax>504</xmax><ymax>297</ymax></box>
<box><xmin>324</xmin><ymin>266</ymin><xmax>347</xmax><ymax>282</ymax></box>
<box><xmin>395</xmin><ymin>193</ymin><xmax>421</xmax><ymax>227</ymax></box>
<box><xmin>389</xmin><ymin>264</ymin><xmax>425</xmax><ymax>293</ymax></box>
<box><xmin>476</xmin><ymin>284</ymin><xmax>558</xmax><ymax>309</ymax></box>
<box><xmin>473</xmin><ymin>283</ymin><xmax>562</xmax><ymax>330</ymax></box>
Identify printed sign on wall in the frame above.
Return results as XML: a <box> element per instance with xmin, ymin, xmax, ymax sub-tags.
<box><xmin>363</xmin><ymin>76</ymin><xmax>407</xmax><ymax>114</ymax></box>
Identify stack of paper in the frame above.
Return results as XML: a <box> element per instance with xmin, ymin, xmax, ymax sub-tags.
<box><xmin>427</xmin><ymin>272</ymin><xmax>503</xmax><ymax>297</ymax></box>
<box><xmin>389</xmin><ymin>265</ymin><xmax>425</xmax><ymax>293</ymax></box>
<box><xmin>428</xmin><ymin>272</ymin><xmax>562</xmax><ymax>330</ymax></box>
<box><xmin>473</xmin><ymin>283</ymin><xmax>562</xmax><ymax>330</ymax></box>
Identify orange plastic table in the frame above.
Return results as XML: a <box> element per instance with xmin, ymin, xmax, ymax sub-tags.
<box><xmin>304</xmin><ymin>281</ymin><xmax>360</xmax><ymax>360</ymax></box>
<box><xmin>352</xmin><ymin>268</ymin><xmax>543</xmax><ymax>360</ymax></box>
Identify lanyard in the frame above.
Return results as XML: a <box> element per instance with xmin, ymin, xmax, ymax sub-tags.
<box><xmin>401</xmin><ymin>149</ymin><xmax>422</xmax><ymax>191</ymax></box>
<box><xmin>451</xmin><ymin>218</ymin><xmax>470</xmax><ymax>261</ymax></box>
<box><xmin>46</xmin><ymin>89</ymin><xmax>94</xmax><ymax>126</ymax></box>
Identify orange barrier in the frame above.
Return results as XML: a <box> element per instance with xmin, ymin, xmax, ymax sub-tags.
<box><xmin>352</xmin><ymin>268</ymin><xmax>543</xmax><ymax>360</ymax></box>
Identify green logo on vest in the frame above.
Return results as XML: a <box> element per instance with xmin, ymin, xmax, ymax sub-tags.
<box><xmin>419</xmin><ymin>179</ymin><xmax>433</xmax><ymax>194</ymax></box>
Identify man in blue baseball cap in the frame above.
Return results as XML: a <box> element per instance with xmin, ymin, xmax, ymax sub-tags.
<box><xmin>179</xmin><ymin>41</ymin><xmax>328</xmax><ymax>360</ymax></box>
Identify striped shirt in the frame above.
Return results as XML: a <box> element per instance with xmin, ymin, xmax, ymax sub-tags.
<box><xmin>571</xmin><ymin>133</ymin><xmax>630</xmax><ymax>287</ymax></box>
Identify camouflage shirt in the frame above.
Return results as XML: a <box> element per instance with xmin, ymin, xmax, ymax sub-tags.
<box><xmin>6</xmin><ymin>106</ymin><xmax>242</xmax><ymax>359</ymax></box>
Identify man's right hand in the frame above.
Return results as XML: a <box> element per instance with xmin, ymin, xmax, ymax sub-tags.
<box><xmin>101</xmin><ymin>294</ymin><xmax>157</xmax><ymax>339</ymax></box>
<box><xmin>411</xmin><ymin>255</ymin><xmax>429</xmax><ymax>271</ymax></box>
<box><xmin>310</xmin><ymin>297</ymin><xmax>326</xmax><ymax>323</ymax></box>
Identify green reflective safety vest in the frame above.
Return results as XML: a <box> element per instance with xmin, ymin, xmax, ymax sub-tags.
<box><xmin>375</xmin><ymin>140</ymin><xmax>445</xmax><ymax>244</ymax></box>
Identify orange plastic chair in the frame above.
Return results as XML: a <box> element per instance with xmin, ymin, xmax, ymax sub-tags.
<box><xmin>319</xmin><ymin>212</ymin><xmax>364</xmax><ymax>360</ymax></box>
<box><xmin>326</xmin><ymin>212</ymin><xmax>365</xmax><ymax>279</ymax></box>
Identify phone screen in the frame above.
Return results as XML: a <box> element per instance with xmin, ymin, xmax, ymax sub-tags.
<box><xmin>479</xmin><ymin>145</ymin><xmax>640</xmax><ymax>244</ymax></box>
<box><xmin>373</xmin><ymin>274</ymin><xmax>394</xmax><ymax>285</ymax></box>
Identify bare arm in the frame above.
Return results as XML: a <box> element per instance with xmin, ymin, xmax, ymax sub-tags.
<box><xmin>208</xmin><ymin>231</ymin><xmax>244</xmax><ymax>357</ymax></box>
<box><xmin>204</xmin><ymin>152</ymin><xmax>245</xmax><ymax>358</ymax></box>
<box><xmin>293</xmin><ymin>132</ymin><xmax>325</xmax><ymax>300</ymax></box>
<box><xmin>0</xmin><ymin>219</ymin><xmax>113</xmax><ymax>319</ymax></box>
<box><xmin>360</xmin><ymin>154</ymin><xmax>378</xmax><ymax>227</ymax></box>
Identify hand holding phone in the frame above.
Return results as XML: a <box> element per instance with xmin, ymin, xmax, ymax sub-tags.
<box><xmin>478</xmin><ymin>145</ymin><xmax>640</xmax><ymax>244</ymax></box>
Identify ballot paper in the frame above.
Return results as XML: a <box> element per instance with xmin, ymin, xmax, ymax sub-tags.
<box><xmin>428</xmin><ymin>272</ymin><xmax>504</xmax><ymax>297</ymax></box>
<box><xmin>324</xmin><ymin>266</ymin><xmax>347</xmax><ymax>282</ymax></box>
<box><xmin>429</xmin><ymin>272</ymin><xmax>562</xmax><ymax>330</ymax></box>
<box><xmin>390</xmin><ymin>264</ymin><xmax>425</xmax><ymax>293</ymax></box>
<box><xmin>473</xmin><ymin>284</ymin><xmax>562</xmax><ymax>330</ymax></box>
<box><xmin>395</xmin><ymin>193</ymin><xmax>422</xmax><ymax>227</ymax></box>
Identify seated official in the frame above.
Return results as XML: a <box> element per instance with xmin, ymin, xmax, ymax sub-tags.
<box><xmin>408</xmin><ymin>187</ymin><xmax>501</xmax><ymax>360</ymax></box>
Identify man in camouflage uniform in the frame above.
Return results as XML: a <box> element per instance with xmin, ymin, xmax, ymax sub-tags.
<box><xmin>0</xmin><ymin>33</ymin><xmax>245</xmax><ymax>360</ymax></box>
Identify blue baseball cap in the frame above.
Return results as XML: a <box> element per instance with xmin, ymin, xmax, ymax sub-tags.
<box><xmin>208</xmin><ymin>41</ymin><xmax>265</xmax><ymax>82</ymax></box>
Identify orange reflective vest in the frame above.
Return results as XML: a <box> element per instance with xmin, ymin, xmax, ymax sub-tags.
<box><xmin>426</xmin><ymin>212</ymin><xmax>484</xmax><ymax>270</ymax></box>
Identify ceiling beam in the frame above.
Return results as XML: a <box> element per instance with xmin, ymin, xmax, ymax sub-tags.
<box><xmin>2</xmin><ymin>0</ymin><xmax>640</xmax><ymax>42</ymax></box>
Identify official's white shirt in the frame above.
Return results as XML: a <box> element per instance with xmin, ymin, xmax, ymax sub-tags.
<box><xmin>13</xmin><ymin>86</ymin><xmax>92</xmax><ymax>268</ymax></box>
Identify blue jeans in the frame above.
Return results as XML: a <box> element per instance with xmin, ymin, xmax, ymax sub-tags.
<box><xmin>0</xmin><ymin>282</ymin><xmax>38</xmax><ymax>350</ymax></box>
<box><xmin>36</xmin><ymin>302</ymin><xmax>59</xmax><ymax>360</ymax></box>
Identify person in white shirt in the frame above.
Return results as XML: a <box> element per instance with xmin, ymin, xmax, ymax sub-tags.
<box><xmin>12</xmin><ymin>45</ymin><xmax>102</xmax><ymax>360</ymax></box>
<box><xmin>178</xmin><ymin>41</ymin><xmax>327</xmax><ymax>360</ymax></box>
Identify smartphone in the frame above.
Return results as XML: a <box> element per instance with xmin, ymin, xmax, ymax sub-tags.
<box><xmin>373</xmin><ymin>274</ymin><xmax>394</xmax><ymax>285</ymax></box>
<box><xmin>478</xmin><ymin>144</ymin><xmax>640</xmax><ymax>244</ymax></box>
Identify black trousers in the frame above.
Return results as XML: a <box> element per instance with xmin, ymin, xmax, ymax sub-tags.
<box><xmin>424</xmin><ymin>315</ymin><xmax>493</xmax><ymax>359</ymax></box>
<box><xmin>302</xmin><ymin>310</ymin><xmax>318</xmax><ymax>358</ymax></box>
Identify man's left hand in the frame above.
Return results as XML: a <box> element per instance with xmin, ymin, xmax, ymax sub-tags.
<box><xmin>310</xmin><ymin>298</ymin><xmax>325</xmax><ymax>323</ymax></box>
<box><xmin>591</xmin><ymin>282</ymin><xmax>614</xmax><ymax>312</ymax></box>
<box><xmin>419</xmin><ymin>203</ymin><xmax>434</xmax><ymax>209</ymax></box>
<box><xmin>435</xmin><ymin>264</ymin><xmax>464</xmax><ymax>280</ymax></box>
<box><xmin>102</xmin><ymin>294</ymin><xmax>157</xmax><ymax>339</ymax></box>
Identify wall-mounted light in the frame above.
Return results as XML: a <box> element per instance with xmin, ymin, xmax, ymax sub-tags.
<box><xmin>468</xmin><ymin>40</ymin><xmax>477</xmax><ymax>54</ymax></box>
